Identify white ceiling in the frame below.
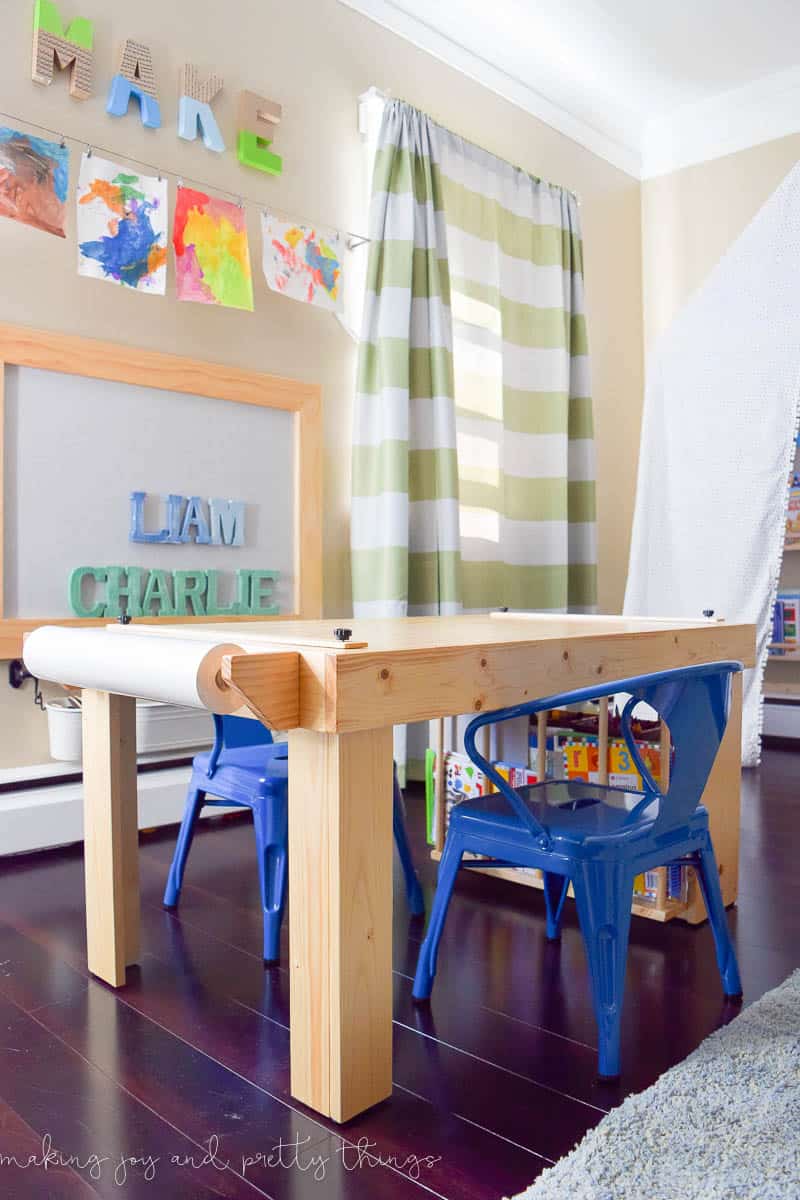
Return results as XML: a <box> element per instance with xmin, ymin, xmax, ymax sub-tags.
<box><xmin>342</xmin><ymin>0</ymin><xmax>800</xmax><ymax>178</ymax></box>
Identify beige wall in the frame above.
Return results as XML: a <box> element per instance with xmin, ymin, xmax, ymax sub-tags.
<box><xmin>0</xmin><ymin>0</ymin><xmax>644</xmax><ymax>766</ymax></box>
<box><xmin>642</xmin><ymin>132</ymin><xmax>800</xmax><ymax>347</ymax></box>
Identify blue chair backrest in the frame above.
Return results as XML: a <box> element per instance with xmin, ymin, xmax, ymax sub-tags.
<box><xmin>629</xmin><ymin>667</ymin><xmax>733</xmax><ymax>834</ymax></box>
<box><xmin>218</xmin><ymin>714</ymin><xmax>273</xmax><ymax>749</ymax></box>
<box><xmin>205</xmin><ymin>713</ymin><xmax>274</xmax><ymax>778</ymax></box>
<box><xmin>463</xmin><ymin>661</ymin><xmax>741</xmax><ymax>843</ymax></box>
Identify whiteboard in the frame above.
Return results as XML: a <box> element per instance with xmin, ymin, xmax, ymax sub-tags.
<box><xmin>4</xmin><ymin>366</ymin><xmax>295</xmax><ymax>618</ymax></box>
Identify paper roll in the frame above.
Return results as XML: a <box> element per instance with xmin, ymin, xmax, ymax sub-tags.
<box><xmin>23</xmin><ymin>626</ymin><xmax>244</xmax><ymax>714</ymax></box>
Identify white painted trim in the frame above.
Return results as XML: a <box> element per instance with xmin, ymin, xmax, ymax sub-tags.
<box><xmin>0</xmin><ymin>748</ymin><xmax>203</xmax><ymax>788</ymax></box>
<box><xmin>338</xmin><ymin>0</ymin><xmax>642</xmax><ymax>179</ymax></box>
<box><xmin>341</xmin><ymin>1</ymin><xmax>800</xmax><ymax>182</ymax></box>
<box><xmin>642</xmin><ymin>64</ymin><xmax>800</xmax><ymax>180</ymax></box>
<box><xmin>0</xmin><ymin>767</ymin><xmax>238</xmax><ymax>857</ymax></box>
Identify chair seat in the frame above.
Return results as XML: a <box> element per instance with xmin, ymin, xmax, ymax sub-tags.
<box><xmin>191</xmin><ymin>742</ymin><xmax>288</xmax><ymax>805</ymax></box>
<box><xmin>452</xmin><ymin>779</ymin><xmax>708</xmax><ymax>849</ymax></box>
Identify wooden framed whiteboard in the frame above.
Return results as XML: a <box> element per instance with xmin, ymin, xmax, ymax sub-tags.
<box><xmin>0</xmin><ymin>323</ymin><xmax>322</xmax><ymax>659</ymax></box>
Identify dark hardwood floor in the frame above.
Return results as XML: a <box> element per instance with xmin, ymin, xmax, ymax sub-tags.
<box><xmin>0</xmin><ymin>747</ymin><xmax>796</xmax><ymax>1198</ymax></box>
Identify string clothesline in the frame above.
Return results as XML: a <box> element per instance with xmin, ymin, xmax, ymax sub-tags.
<box><xmin>0</xmin><ymin>108</ymin><xmax>372</xmax><ymax>249</ymax></box>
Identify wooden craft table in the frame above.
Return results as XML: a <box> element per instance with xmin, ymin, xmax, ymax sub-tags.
<box><xmin>71</xmin><ymin>613</ymin><xmax>754</xmax><ymax>1124</ymax></box>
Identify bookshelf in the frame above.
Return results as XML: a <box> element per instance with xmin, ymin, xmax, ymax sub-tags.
<box><xmin>766</xmin><ymin>441</ymin><xmax>800</xmax><ymax>701</ymax></box>
<box><xmin>764</xmin><ymin>441</ymin><xmax>800</xmax><ymax>720</ymax></box>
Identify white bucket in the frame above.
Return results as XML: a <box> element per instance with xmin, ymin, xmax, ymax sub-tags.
<box><xmin>45</xmin><ymin>699</ymin><xmax>83</xmax><ymax>762</ymax></box>
<box><xmin>45</xmin><ymin>699</ymin><xmax>214</xmax><ymax>763</ymax></box>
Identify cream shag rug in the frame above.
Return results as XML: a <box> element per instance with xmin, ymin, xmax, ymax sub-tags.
<box><xmin>512</xmin><ymin>970</ymin><xmax>800</xmax><ymax>1200</ymax></box>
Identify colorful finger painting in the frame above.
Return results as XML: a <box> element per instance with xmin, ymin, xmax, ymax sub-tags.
<box><xmin>173</xmin><ymin>186</ymin><xmax>253</xmax><ymax>311</ymax></box>
<box><xmin>0</xmin><ymin>125</ymin><xmax>68</xmax><ymax>237</ymax></box>
<box><xmin>261</xmin><ymin>213</ymin><xmax>343</xmax><ymax>312</ymax></box>
<box><xmin>77</xmin><ymin>154</ymin><xmax>168</xmax><ymax>293</ymax></box>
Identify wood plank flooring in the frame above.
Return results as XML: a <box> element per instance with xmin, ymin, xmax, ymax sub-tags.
<box><xmin>0</xmin><ymin>746</ymin><xmax>795</xmax><ymax>1197</ymax></box>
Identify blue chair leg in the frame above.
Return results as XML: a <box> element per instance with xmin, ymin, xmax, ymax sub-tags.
<box><xmin>542</xmin><ymin>871</ymin><xmax>570</xmax><ymax>941</ymax></box>
<box><xmin>393</xmin><ymin>770</ymin><xmax>425</xmax><ymax>917</ymax></box>
<box><xmin>571</xmin><ymin>861</ymin><xmax>633</xmax><ymax>1080</ymax></box>
<box><xmin>693</xmin><ymin>840</ymin><xmax>743</xmax><ymax>999</ymax></box>
<box><xmin>252</xmin><ymin>787</ymin><xmax>288</xmax><ymax>965</ymax></box>
<box><xmin>163</xmin><ymin>787</ymin><xmax>206</xmax><ymax>909</ymax></box>
<box><xmin>412</xmin><ymin>829</ymin><xmax>463</xmax><ymax>1001</ymax></box>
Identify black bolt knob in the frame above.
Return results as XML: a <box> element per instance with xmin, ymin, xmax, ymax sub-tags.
<box><xmin>702</xmin><ymin>609</ymin><xmax>714</xmax><ymax>619</ymax></box>
<box><xmin>118</xmin><ymin>613</ymin><xmax>132</xmax><ymax>625</ymax></box>
<box><xmin>333</xmin><ymin>627</ymin><xmax>352</xmax><ymax>642</ymax></box>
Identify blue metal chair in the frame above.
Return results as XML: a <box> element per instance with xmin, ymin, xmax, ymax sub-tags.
<box><xmin>412</xmin><ymin>662</ymin><xmax>743</xmax><ymax>1079</ymax></box>
<box><xmin>164</xmin><ymin>715</ymin><xmax>424</xmax><ymax>962</ymax></box>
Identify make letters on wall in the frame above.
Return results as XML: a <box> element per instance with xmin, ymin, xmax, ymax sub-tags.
<box><xmin>31</xmin><ymin>1</ymin><xmax>283</xmax><ymax>174</ymax></box>
<box><xmin>69</xmin><ymin>492</ymin><xmax>281</xmax><ymax>618</ymax></box>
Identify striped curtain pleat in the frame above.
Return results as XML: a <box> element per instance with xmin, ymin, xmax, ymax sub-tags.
<box><xmin>351</xmin><ymin>102</ymin><xmax>463</xmax><ymax>630</ymax></box>
<box><xmin>436</xmin><ymin>124</ymin><xmax>597</xmax><ymax>614</ymax></box>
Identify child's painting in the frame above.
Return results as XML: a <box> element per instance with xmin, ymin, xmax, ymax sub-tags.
<box><xmin>173</xmin><ymin>186</ymin><xmax>253</xmax><ymax>310</ymax></box>
<box><xmin>262</xmin><ymin>212</ymin><xmax>343</xmax><ymax>312</ymax></box>
<box><xmin>77</xmin><ymin>154</ymin><xmax>168</xmax><ymax>293</ymax></box>
<box><xmin>0</xmin><ymin>126</ymin><xmax>69</xmax><ymax>237</ymax></box>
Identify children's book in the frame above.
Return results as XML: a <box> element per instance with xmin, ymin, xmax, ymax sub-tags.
<box><xmin>425</xmin><ymin>750</ymin><xmax>488</xmax><ymax>845</ymax></box>
<box><xmin>786</xmin><ymin>485</ymin><xmax>800</xmax><ymax>540</ymax></box>
<box><xmin>771</xmin><ymin>598</ymin><xmax>785</xmax><ymax>651</ymax></box>
<box><xmin>778</xmin><ymin>592</ymin><xmax>800</xmax><ymax>644</ymax></box>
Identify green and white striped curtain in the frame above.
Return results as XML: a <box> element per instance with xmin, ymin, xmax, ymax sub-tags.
<box><xmin>352</xmin><ymin>99</ymin><xmax>596</xmax><ymax>623</ymax></box>
<box><xmin>351</xmin><ymin>103</ymin><xmax>462</xmax><ymax>617</ymax></box>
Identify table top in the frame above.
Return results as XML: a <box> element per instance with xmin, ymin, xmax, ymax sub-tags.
<box><xmin>105</xmin><ymin>614</ymin><xmax>756</xmax><ymax>731</ymax></box>
<box><xmin>108</xmin><ymin>612</ymin><xmax>753</xmax><ymax>655</ymax></box>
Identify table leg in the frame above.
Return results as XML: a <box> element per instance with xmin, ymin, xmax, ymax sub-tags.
<box><xmin>685</xmin><ymin>671</ymin><xmax>743</xmax><ymax>923</ymax></box>
<box><xmin>287</xmin><ymin>725</ymin><xmax>394</xmax><ymax>1123</ymax></box>
<box><xmin>81</xmin><ymin>690</ymin><xmax>140</xmax><ymax>985</ymax></box>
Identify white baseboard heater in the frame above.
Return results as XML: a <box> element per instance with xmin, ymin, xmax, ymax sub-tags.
<box><xmin>0</xmin><ymin>701</ymin><xmax>232</xmax><ymax>856</ymax></box>
<box><xmin>763</xmin><ymin>693</ymin><xmax>800</xmax><ymax>740</ymax></box>
<box><xmin>0</xmin><ymin>766</ymin><xmax>239</xmax><ymax>857</ymax></box>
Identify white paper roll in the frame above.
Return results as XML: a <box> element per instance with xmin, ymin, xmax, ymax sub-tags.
<box><xmin>23</xmin><ymin>627</ymin><xmax>245</xmax><ymax>714</ymax></box>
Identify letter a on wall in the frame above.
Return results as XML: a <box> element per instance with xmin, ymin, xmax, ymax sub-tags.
<box><xmin>237</xmin><ymin>90</ymin><xmax>283</xmax><ymax>176</ymax></box>
<box><xmin>31</xmin><ymin>0</ymin><xmax>94</xmax><ymax>100</ymax></box>
<box><xmin>106</xmin><ymin>39</ymin><xmax>161</xmax><ymax>129</ymax></box>
<box><xmin>178</xmin><ymin>64</ymin><xmax>225</xmax><ymax>154</ymax></box>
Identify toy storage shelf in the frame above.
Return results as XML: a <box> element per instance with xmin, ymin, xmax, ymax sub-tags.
<box><xmin>429</xmin><ymin>850</ymin><xmax>691</xmax><ymax>922</ymax></box>
<box><xmin>429</xmin><ymin>701</ymin><xmax>707</xmax><ymax>925</ymax></box>
<box><xmin>766</xmin><ymin>444</ymin><xmax>800</xmax><ymax>704</ymax></box>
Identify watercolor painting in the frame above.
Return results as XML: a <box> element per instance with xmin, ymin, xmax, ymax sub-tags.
<box><xmin>173</xmin><ymin>186</ymin><xmax>253</xmax><ymax>310</ymax></box>
<box><xmin>261</xmin><ymin>213</ymin><xmax>343</xmax><ymax>312</ymax></box>
<box><xmin>77</xmin><ymin>153</ymin><xmax>168</xmax><ymax>293</ymax></box>
<box><xmin>0</xmin><ymin>125</ymin><xmax>69</xmax><ymax>237</ymax></box>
